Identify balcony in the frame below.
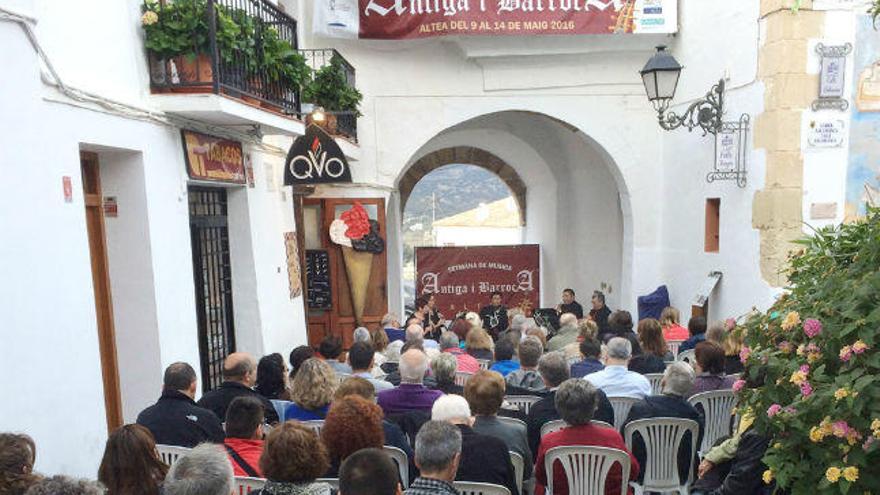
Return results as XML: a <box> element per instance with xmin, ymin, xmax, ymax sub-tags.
<box><xmin>301</xmin><ymin>49</ymin><xmax>359</xmax><ymax>142</ymax></box>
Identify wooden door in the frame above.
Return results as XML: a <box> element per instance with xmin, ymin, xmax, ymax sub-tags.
<box><xmin>304</xmin><ymin>198</ymin><xmax>387</xmax><ymax>349</ymax></box>
<box><xmin>80</xmin><ymin>152</ymin><xmax>123</xmax><ymax>432</ymax></box>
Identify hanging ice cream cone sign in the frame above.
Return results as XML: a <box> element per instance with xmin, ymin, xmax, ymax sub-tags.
<box><xmin>330</xmin><ymin>202</ymin><xmax>385</xmax><ymax>325</ymax></box>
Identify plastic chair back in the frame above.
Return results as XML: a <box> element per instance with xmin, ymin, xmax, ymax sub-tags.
<box><xmin>504</xmin><ymin>395</ymin><xmax>541</xmax><ymax>414</ymax></box>
<box><xmin>541</xmin><ymin>419</ymin><xmax>614</xmax><ymax>438</ymax></box>
<box><xmin>455</xmin><ymin>371</ymin><xmax>474</xmax><ymax>386</ymax></box>
<box><xmin>383</xmin><ymin>445</ymin><xmax>410</xmax><ymax>488</ymax></box>
<box><xmin>645</xmin><ymin>373</ymin><xmax>664</xmax><ymax>396</ymax></box>
<box><xmin>510</xmin><ymin>451</ymin><xmax>524</xmax><ymax>495</ymax></box>
<box><xmin>478</xmin><ymin>359</ymin><xmax>491</xmax><ymax>370</ymax></box>
<box><xmin>676</xmin><ymin>349</ymin><xmax>696</xmax><ymax>364</ymax></box>
<box><xmin>666</xmin><ymin>341</ymin><xmax>683</xmax><ymax>356</ymax></box>
<box><xmin>316</xmin><ymin>478</ymin><xmax>339</xmax><ymax>489</ymax></box>
<box><xmin>454</xmin><ymin>481</ymin><xmax>511</xmax><ymax>495</ymax></box>
<box><xmin>544</xmin><ymin>445</ymin><xmax>631</xmax><ymax>495</ymax></box>
<box><xmin>156</xmin><ymin>444</ymin><xmax>191</xmax><ymax>466</ymax></box>
<box><xmin>607</xmin><ymin>396</ymin><xmax>639</xmax><ymax>431</ymax></box>
<box><xmin>624</xmin><ymin>417</ymin><xmax>699</xmax><ymax>493</ymax></box>
<box><xmin>270</xmin><ymin>400</ymin><xmax>292</xmax><ymax>422</ymax></box>
<box><xmin>233</xmin><ymin>476</ymin><xmax>265</xmax><ymax>495</ymax></box>
<box><xmin>688</xmin><ymin>389</ymin><xmax>737</xmax><ymax>454</ymax></box>
<box><xmin>301</xmin><ymin>419</ymin><xmax>325</xmax><ymax>436</ymax></box>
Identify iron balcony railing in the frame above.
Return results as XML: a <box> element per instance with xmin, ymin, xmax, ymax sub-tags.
<box><xmin>300</xmin><ymin>48</ymin><xmax>358</xmax><ymax>142</ymax></box>
<box><xmin>146</xmin><ymin>0</ymin><xmax>301</xmax><ymax>115</ymax></box>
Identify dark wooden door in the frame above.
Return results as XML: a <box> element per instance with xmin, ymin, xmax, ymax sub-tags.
<box><xmin>80</xmin><ymin>152</ymin><xmax>123</xmax><ymax>432</ymax></box>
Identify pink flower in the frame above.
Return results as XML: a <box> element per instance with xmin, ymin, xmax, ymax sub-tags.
<box><xmin>806</xmin><ymin>343</ymin><xmax>820</xmax><ymax>353</ymax></box>
<box><xmin>800</xmin><ymin>381</ymin><xmax>813</xmax><ymax>397</ymax></box>
<box><xmin>799</xmin><ymin>364</ymin><xmax>810</xmax><ymax>374</ymax></box>
<box><xmin>803</xmin><ymin>318</ymin><xmax>823</xmax><ymax>338</ymax></box>
<box><xmin>832</xmin><ymin>421</ymin><xmax>850</xmax><ymax>438</ymax></box>
<box><xmin>840</xmin><ymin>346</ymin><xmax>853</xmax><ymax>362</ymax></box>
<box><xmin>853</xmin><ymin>340</ymin><xmax>868</xmax><ymax>354</ymax></box>
<box><xmin>740</xmin><ymin>346</ymin><xmax>752</xmax><ymax>364</ymax></box>
<box><xmin>725</xmin><ymin>318</ymin><xmax>737</xmax><ymax>330</ymax></box>
<box><xmin>732</xmin><ymin>379</ymin><xmax>746</xmax><ymax>392</ymax></box>
<box><xmin>767</xmin><ymin>404</ymin><xmax>782</xmax><ymax>417</ymax></box>
<box><xmin>778</xmin><ymin>341</ymin><xmax>792</xmax><ymax>353</ymax></box>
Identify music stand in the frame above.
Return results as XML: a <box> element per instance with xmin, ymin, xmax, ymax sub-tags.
<box><xmin>533</xmin><ymin>309</ymin><xmax>560</xmax><ymax>333</ymax></box>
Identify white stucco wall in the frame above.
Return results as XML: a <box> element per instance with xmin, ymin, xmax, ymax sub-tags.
<box><xmin>434</xmin><ymin>226</ymin><xmax>523</xmax><ymax>246</ymax></box>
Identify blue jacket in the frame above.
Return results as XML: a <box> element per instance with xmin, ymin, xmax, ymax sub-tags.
<box><xmin>385</xmin><ymin>327</ymin><xmax>406</xmax><ymax>343</ymax></box>
<box><xmin>678</xmin><ymin>333</ymin><xmax>706</xmax><ymax>353</ymax></box>
<box><xmin>490</xmin><ymin>360</ymin><xmax>520</xmax><ymax>377</ymax></box>
<box><xmin>570</xmin><ymin>358</ymin><xmax>604</xmax><ymax>378</ymax></box>
<box><xmin>284</xmin><ymin>403</ymin><xmax>328</xmax><ymax>421</ymax></box>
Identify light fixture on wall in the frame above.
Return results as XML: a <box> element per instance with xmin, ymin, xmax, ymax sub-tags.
<box><xmin>640</xmin><ymin>46</ymin><xmax>724</xmax><ymax>136</ymax></box>
<box><xmin>310</xmin><ymin>106</ymin><xmax>327</xmax><ymax>125</ymax></box>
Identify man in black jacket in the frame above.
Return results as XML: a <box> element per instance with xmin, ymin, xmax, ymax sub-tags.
<box><xmin>136</xmin><ymin>362</ymin><xmax>225</xmax><ymax>447</ymax></box>
<box><xmin>479</xmin><ymin>292</ymin><xmax>509</xmax><ymax>339</ymax></box>
<box><xmin>197</xmin><ymin>352</ymin><xmax>280</xmax><ymax>423</ymax></box>
<box><xmin>623</xmin><ymin>361</ymin><xmax>704</xmax><ymax>485</ymax></box>
<box><xmin>526</xmin><ymin>351</ymin><xmax>614</xmax><ymax>455</ymax></box>
<box><xmin>589</xmin><ymin>290</ymin><xmax>612</xmax><ymax>335</ymax></box>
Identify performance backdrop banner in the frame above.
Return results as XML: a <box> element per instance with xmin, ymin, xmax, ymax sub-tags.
<box><xmin>314</xmin><ymin>0</ymin><xmax>677</xmax><ymax>39</ymax></box>
<box><xmin>415</xmin><ymin>245</ymin><xmax>540</xmax><ymax>315</ymax></box>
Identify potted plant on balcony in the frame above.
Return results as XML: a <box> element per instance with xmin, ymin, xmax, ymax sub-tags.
<box><xmin>256</xmin><ymin>26</ymin><xmax>310</xmax><ymax>112</ymax></box>
<box><xmin>302</xmin><ymin>56</ymin><xmax>363</xmax><ymax>134</ymax></box>
<box><xmin>142</xmin><ymin>0</ymin><xmax>215</xmax><ymax>85</ymax></box>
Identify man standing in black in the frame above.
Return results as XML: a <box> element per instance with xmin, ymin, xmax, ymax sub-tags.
<box><xmin>589</xmin><ymin>290</ymin><xmax>612</xmax><ymax>336</ymax></box>
<box><xmin>136</xmin><ymin>362</ymin><xmax>225</xmax><ymax>447</ymax></box>
<box><xmin>556</xmin><ymin>288</ymin><xmax>584</xmax><ymax>319</ymax></box>
<box><xmin>479</xmin><ymin>292</ymin><xmax>508</xmax><ymax>340</ymax></box>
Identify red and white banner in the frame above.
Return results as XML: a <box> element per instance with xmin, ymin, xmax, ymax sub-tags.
<box><xmin>314</xmin><ymin>0</ymin><xmax>677</xmax><ymax>39</ymax></box>
<box><xmin>415</xmin><ymin>245</ymin><xmax>540</xmax><ymax>315</ymax></box>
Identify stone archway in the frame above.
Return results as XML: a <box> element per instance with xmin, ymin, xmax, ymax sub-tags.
<box><xmin>398</xmin><ymin>146</ymin><xmax>527</xmax><ymax>226</ymax></box>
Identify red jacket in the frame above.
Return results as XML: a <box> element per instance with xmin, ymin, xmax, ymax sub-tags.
<box><xmin>535</xmin><ymin>423</ymin><xmax>639</xmax><ymax>495</ymax></box>
<box><xmin>443</xmin><ymin>348</ymin><xmax>480</xmax><ymax>374</ymax></box>
<box><xmin>224</xmin><ymin>438</ymin><xmax>264</xmax><ymax>477</ymax></box>
<box><xmin>663</xmin><ymin>324</ymin><xmax>689</xmax><ymax>342</ymax></box>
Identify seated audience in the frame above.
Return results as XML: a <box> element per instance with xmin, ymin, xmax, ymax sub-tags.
<box><xmin>505</xmin><ymin>337</ymin><xmax>546</xmax><ymax>392</ymax></box>
<box><xmin>197</xmin><ymin>353</ymin><xmax>280</xmax><ymax>423</ymax></box>
<box><xmin>404</xmin><ymin>421</ymin><xmax>462</xmax><ymax>495</ymax></box>
<box><xmin>525</xmin><ymin>327</ymin><xmax>548</xmax><ymax>350</ymax></box>
<box><xmin>322</xmin><ymin>396</ymin><xmax>385</xmax><ymax>477</ymax></box>
<box><xmin>722</xmin><ymin>325</ymin><xmax>745</xmax><ymax>375</ymax></box>
<box><xmin>430</xmin><ymin>353</ymin><xmax>463</xmax><ymax>395</ymax></box>
<box><xmin>706</xmin><ymin>320</ymin><xmax>726</xmax><ymax>346</ymax></box>
<box><xmin>547</xmin><ymin>313</ymin><xmax>579</xmax><ymax>352</ymax></box>
<box><xmin>285</xmin><ymin>358</ymin><xmax>336</xmax><ymax>421</ymax></box>
<box><xmin>527</xmin><ymin>351</ymin><xmax>614</xmax><ymax>455</ymax></box>
<box><xmin>223</xmin><ymin>397</ymin><xmax>265</xmax><ymax>477</ymax></box>
<box><xmin>586</xmin><ymin>337</ymin><xmax>652</xmax><ymax>399</ymax></box>
<box><xmin>535</xmin><ymin>379</ymin><xmax>639</xmax><ymax>495</ymax></box>
<box><xmin>98</xmin><ymin>424</ymin><xmax>167</xmax><ymax>495</ymax></box>
<box><xmin>465</xmin><ymin>328</ymin><xmax>495</xmax><ymax>362</ymax></box>
<box><xmin>339</xmin><ymin>448</ymin><xmax>402</xmax><ymax>495</ymax></box>
<box><xmin>431</xmin><ymin>395</ymin><xmax>519</xmax><ymax>495</ymax></box>
<box><xmin>691</xmin><ymin>429</ymin><xmax>771</xmax><ymax>495</ymax></box>
<box><xmin>465</xmin><ymin>371</ymin><xmax>532</xmax><ymax>480</ymax></box>
<box><xmin>255</xmin><ymin>422</ymin><xmax>332</xmax><ymax>495</ymax></box>
<box><xmin>628</xmin><ymin>318</ymin><xmax>672</xmax><ymax>374</ymax></box>
<box><xmin>489</xmin><ymin>338</ymin><xmax>520</xmax><ymax>376</ymax></box>
<box><xmin>601</xmin><ymin>310</ymin><xmax>643</xmax><ymax>356</ymax></box>
<box><xmin>690</xmin><ymin>342</ymin><xmax>736</xmax><ymax>397</ymax></box>
<box><xmin>164</xmin><ymin>444</ymin><xmax>234</xmax><ymax>495</ymax></box>
<box><xmin>623</xmin><ymin>362</ymin><xmax>704</xmax><ymax>485</ymax></box>
<box><xmin>349</xmin><ymin>341</ymin><xmax>393</xmax><ymax>392</ymax></box>
<box><xmin>407</xmin><ymin>325</ymin><xmax>440</xmax><ymax>355</ymax></box>
<box><xmin>289</xmin><ymin>345</ymin><xmax>315</xmax><ymax>380</ymax></box>
<box><xmin>378</xmin><ymin>349</ymin><xmax>444</xmax><ymax>415</ymax></box>
<box><xmin>354</xmin><ymin>326</ymin><xmax>372</xmax><ymax>344</ymax></box>
<box><xmin>660</xmin><ymin>306</ymin><xmax>689</xmax><ymax>342</ymax></box>
<box><xmin>0</xmin><ymin>433</ymin><xmax>40</xmax><ymax>495</ymax></box>
<box><xmin>317</xmin><ymin>336</ymin><xmax>354</xmax><ymax>375</ymax></box>
<box><xmin>386</xmin><ymin>341</ymin><xmax>438</xmax><ymax>387</ymax></box>
<box><xmin>255</xmin><ymin>353</ymin><xmax>291</xmax><ymax>401</ymax></box>
<box><xmin>371</xmin><ymin>327</ymin><xmax>390</xmax><ymax>375</ymax></box>
<box><xmin>137</xmin><ymin>362</ymin><xmax>224</xmax><ymax>447</ymax></box>
<box><xmin>21</xmin><ymin>476</ymin><xmax>104</xmax><ymax>495</ymax></box>
<box><xmin>449</xmin><ymin>318</ymin><xmax>471</xmax><ymax>342</ymax></box>
<box><xmin>439</xmin><ymin>332</ymin><xmax>480</xmax><ymax>373</ymax></box>
<box><xmin>562</xmin><ymin>319</ymin><xmax>599</xmax><ymax>362</ymax></box>
<box><xmin>334</xmin><ymin>378</ymin><xmax>414</xmax><ymax>470</ymax></box>
<box><xmin>678</xmin><ymin>316</ymin><xmax>707</xmax><ymax>353</ymax></box>
<box><xmin>383</xmin><ymin>313</ymin><xmax>406</xmax><ymax>343</ymax></box>
<box><xmin>464</xmin><ymin>311</ymin><xmax>483</xmax><ymax>336</ymax></box>
<box><xmin>569</xmin><ymin>336</ymin><xmax>604</xmax><ymax>378</ymax></box>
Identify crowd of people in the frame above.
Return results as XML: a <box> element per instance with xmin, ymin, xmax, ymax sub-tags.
<box><xmin>2</xmin><ymin>290</ymin><xmax>768</xmax><ymax>495</ymax></box>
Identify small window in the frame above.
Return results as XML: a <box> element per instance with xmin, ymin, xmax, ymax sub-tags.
<box><xmin>705</xmin><ymin>198</ymin><xmax>720</xmax><ymax>252</ymax></box>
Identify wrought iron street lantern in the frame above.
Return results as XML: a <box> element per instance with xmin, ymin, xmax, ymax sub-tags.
<box><xmin>640</xmin><ymin>46</ymin><xmax>724</xmax><ymax>135</ymax></box>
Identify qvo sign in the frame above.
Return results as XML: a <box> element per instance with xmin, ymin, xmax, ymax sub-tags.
<box><xmin>284</xmin><ymin>124</ymin><xmax>352</xmax><ymax>185</ymax></box>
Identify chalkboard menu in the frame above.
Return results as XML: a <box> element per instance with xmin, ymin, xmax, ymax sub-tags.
<box><xmin>306</xmin><ymin>250</ymin><xmax>332</xmax><ymax>309</ymax></box>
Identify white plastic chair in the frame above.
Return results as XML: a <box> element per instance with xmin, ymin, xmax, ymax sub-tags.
<box><xmin>645</xmin><ymin>373</ymin><xmax>664</xmax><ymax>396</ymax></box>
<box><xmin>383</xmin><ymin>445</ymin><xmax>410</xmax><ymax>488</ymax></box>
<box><xmin>509</xmin><ymin>451</ymin><xmax>524</xmax><ymax>495</ymax></box>
<box><xmin>677</xmin><ymin>349</ymin><xmax>696</xmax><ymax>365</ymax></box>
<box><xmin>688</xmin><ymin>389</ymin><xmax>737</xmax><ymax>454</ymax></box>
<box><xmin>497</xmin><ymin>416</ymin><xmax>527</xmax><ymax>430</ymax></box>
<box><xmin>623</xmin><ymin>417</ymin><xmax>700</xmax><ymax>495</ymax></box>
<box><xmin>454</xmin><ymin>481</ymin><xmax>511</xmax><ymax>495</ymax></box>
<box><xmin>316</xmin><ymin>478</ymin><xmax>340</xmax><ymax>489</ymax></box>
<box><xmin>455</xmin><ymin>371</ymin><xmax>474</xmax><ymax>386</ymax></box>
<box><xmin>478</xmin><ymin>359</ymin><xmax>491</xmax><ymax>370</ymax></box>
<box><xmin>607</xmin><ymin>396</ymin><xmax>639</xmax><ymax>431</ymax></box>
<box><xmin>504</xmin><ymin>395</ymin><xmax>541</xmax><ymax>414</ymax></box>
<box><xmin>301</xmin><ymin>419</ymin><xmax>325</xmax><ymax>436</ymax></box>
<box><xmin>156</xmin><ymin>444</ymin><xmax>191</xmax><ymax>466</ymax></box>
<box><xmin>541</xmin><ymin>419</ymin><xmax>614</xmax><ymax>438</ymax></box>
<box><xmin>270</xmin><ymin>399</ymin><xmax>292</xmax><ymax>422</ymax></box>
<box><xmin>567</xmin><ymin>355</ymin><xmax>581</xmax><ymax>366</ymax></box>
<box><xmin>233</xmin><ymin>476</ymin><xmax>266</xmax><ymax>495</ymax></box>
<box><xmin>544</xmin><ymin>445</ymin><xmax>631</xmax><ymax>495</ymax></box>
<box><xmin>667</xmin><ymin>341</ymin><xmax>683</xmax><ymax>356</ymax></box>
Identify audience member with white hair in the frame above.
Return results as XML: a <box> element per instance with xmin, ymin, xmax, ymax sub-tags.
<box><xmin>547</xmin><ymin>312</ymin><xmax>579</xmax><ymax>352</ymax></box>
<box><xmin>439</xmin><ymin>331</ymin><xmax>480</xmax><ymax>373</ymax></box>
<box><xmin>622</xmin><ymin>361</ymin><xmax>704</xmax><ymax>486</ymax></box>
<box><xmin>377</xmin><ymin>349</ymin><xmax>443</xmax><ymax>415</ymax></box>
<box><xmin>353</xmin><ymin>326</ymin><xmax>371</xmax><ymax>344</ymax></box>
<box><xmin>431</xmin><ymin>395</ymin><xmax>519</xmax><ymax>495</ymax></box>
<box><xmin>430</xmin><ymin>353</ymin><xmax>463</xmax><ymax>395</ymax></box>
<box><xmin>585</xmin><ymin>337</ymin><xmax>652</xmax><ymax>399</ymax></box>
<box><xmin>21</xmin><ymin>476</ymin><xmax>104</xmax><ymax>495</ymax></box>
<box><xmin>404</xmin><ymin>421</ymin><xmax>462</xmax><ymax>495</ymax></box>
<box><xmin>406</xmin><ymin>324</ymin><xmax>440</xmax><ymax>355</ymax></box>
<box><xmin>505</xmin><ymin>337</ymin><xmax>546</xmax><ymax>392</ymax></box>
<box><xmin>163</xmin><ymin>444</ymin><xmax>234</xmax><ymax>495</ymax></box>
<box><xmin>382</xmin><ymin>313</ymin><xmax>406</xmax><ymax>343</ymax></box>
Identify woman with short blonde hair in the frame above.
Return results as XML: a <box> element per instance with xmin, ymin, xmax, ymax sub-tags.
<box><xmin>285</xmin><ymin>358</ymin><xmax>337</xmax><ymax>421</ymax></box>
<box><xmin>466</xmin><ymin>327</ymin><xmax>494</xmax><ymax>361</ymax></box>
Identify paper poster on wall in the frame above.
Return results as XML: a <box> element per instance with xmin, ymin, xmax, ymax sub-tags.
<box><xmin>845</xmin><ymin>16</ymin><xmax>880</xmax><ymax>219</ymax></box>
<box><xmin>284</xmin><ymin>232</ymin><xmax>303</xmax><ymax>299</ymax></box>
